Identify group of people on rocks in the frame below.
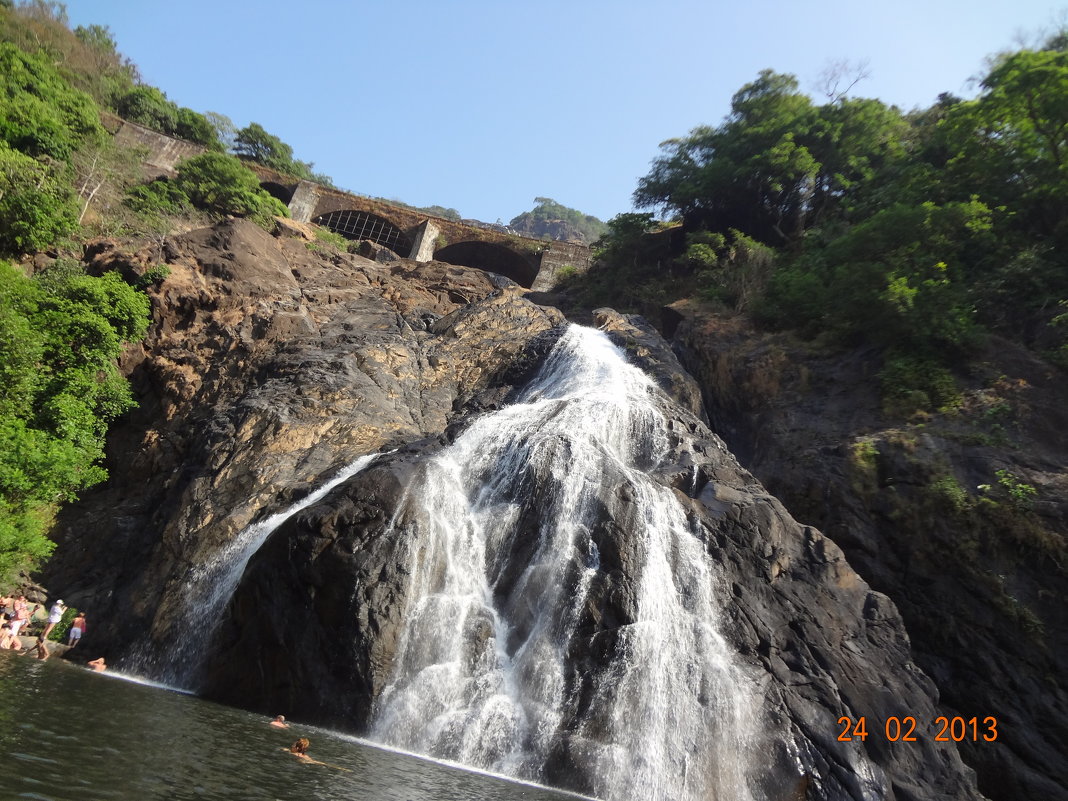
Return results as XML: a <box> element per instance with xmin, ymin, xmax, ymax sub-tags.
<box><xmin>0</xmin><ymin>592</ymin><xmax>101</xmax><ymax>669</ymax></box>
<box><xmin>0</xmin><ymin>593</ymin><xmax>36</xmax><ymax>638</ymax></box>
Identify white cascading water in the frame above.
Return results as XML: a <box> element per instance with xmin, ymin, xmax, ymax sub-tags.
<box><xmin>152</xmin><ymin>452</ymin><xmax>380</xmax><ymax>687</ymax></box>
<box><xmin>370</xmin><ymin>325</ymin><xmax>762</xmax><ymax>801</ymax></box>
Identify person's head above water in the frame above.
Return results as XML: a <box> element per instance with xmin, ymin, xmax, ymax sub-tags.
<box><xmin>290</xmin><ymin>738</ymin><xmax>310</xmax><ymax>755</ymax></box>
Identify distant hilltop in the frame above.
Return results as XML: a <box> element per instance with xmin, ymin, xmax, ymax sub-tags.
<box><xmin>507</xmin><ymin>197</ymin><xmax>608</xmax><ymax>245</ymax></box>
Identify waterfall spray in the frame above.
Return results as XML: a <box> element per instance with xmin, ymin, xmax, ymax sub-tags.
<box><xmin>370</xmin><ymin>326</ymin><xmax>761</xmax><ymax>801</ymax></box>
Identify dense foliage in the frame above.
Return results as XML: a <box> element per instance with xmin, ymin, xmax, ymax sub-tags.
<box><xmin>0</xmin><ymin>40</ymin><xmax>102</xmax><ymax>252</ymax></box>
<box><xmin>0</xmin><ymin>41</ymin><xmax>105</xmax><ymax>161</ymax></box>
<box><xmin>116</xmin><ymin>85</ymin><xmax>220</xmax><ymax>148</ymax></box>
<box><xmin>591</xmin><ymin>38</ymin><xmax>1068</xmax><ymax>397</ymax></box>
<box><xmin>0</xmin><ymin>2</ymin><xmax>271</xmax><ymax>584</ymax></box>
<box><xmin>0</xmin><ymin>260</ymin><xmax>150</xmax><ymax>583</ymax></box>
<box><xmin>0</xmin><ymin>142</ymin><xmax>80</xmax><ymax>253</ymax></box>
<box><xmin>232</xmin><ymin>121</ymin><xmax>333</xmax><ymax>186</ymax></box>
<box><xmin>0</xmin><ymin>2</ymin><xmax>138</xmax><ymax>109</ymax></box>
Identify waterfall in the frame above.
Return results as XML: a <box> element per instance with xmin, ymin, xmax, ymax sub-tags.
<box><xmin>139</xmin><ymin>452</ymin><xmax>381</xmax><ymax>687</ymax></box>
<box><xmin>370</xmin><ymin>326</ymin><xmax>762</xmax><ymax>801</ymax></box>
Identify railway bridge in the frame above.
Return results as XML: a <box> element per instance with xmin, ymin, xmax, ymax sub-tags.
<box><xmin>255</xmin><ymin>173</ymin><xmax>590</xmax><ymax>291</ymax></box>
<box><xmin>106</xmin><ymin>113</ymin><xmax>592</xmax><ymax>291</ymax></box>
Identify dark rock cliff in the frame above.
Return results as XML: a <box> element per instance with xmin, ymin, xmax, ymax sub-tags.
<box><xmin>46</xmin><ymin>219</ymin><xmax>564</xmax><ymax>663</ymax></box>
<box><xmin>44</xmin><ymin>220</ymin><xmax>988</xmax><ymax>800</ymax></box>
<box><xmin>665</xmin><ymin>299</ymin><xmax>1068</xmax><ymax>801</ymax></box>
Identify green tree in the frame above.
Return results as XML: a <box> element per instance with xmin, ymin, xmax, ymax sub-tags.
<box><xmin>174</xmin><ymin>152</ymin><xmax>289</xmax><ymax>228</ymax></box>
<box><xmin>0</xmin><ymin>42</ymin><xmax>104</xmax><ymax>162</ymax></box>
<box><xmin>233</xmin><ymin>122</ymin><xmax>296</xmax><ymax>171</ymax></box>
<box><xmin>636</xmin><ymin>71</ymin><xmax>821</xmax><ymax>244</ymax></box>
<box><xmin>0</xmin><ymin>142</ymin><xmax>79</xmax><ymax>254</ymax></box>
<box><xmin>0</xmin><ymin>260</ymin><xmax>150</xmax><ymax>582</ymax></box>
<box><xmin>232</xmin><ymin>122</ymin><xmax>327</xmax><ymax>183</ymax></box>
<box><xmin>635</xmin><ymin>70</ymin><xmax>908</xmax><ymax>247</ymax></box>
<box><xmin>968</xmin><ymin>49</ymin><xmax>1068</xmax><ymax>235</ymax></box>
<box><xmin>174</xmin><ymin>107</ymin><xmax>219</xmax><ymax>148</ymax></box>
<box><xmin>116</xmin><ymin>85</ymin><xmax>176</xmax><ymax>134</ymax></box>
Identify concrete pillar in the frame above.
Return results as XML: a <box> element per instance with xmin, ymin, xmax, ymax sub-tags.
<box><xmin>288</xmin><ymin>180</ymin><xmax>321</xmax><ymax>223</ymax></box>
<box><xmin>408</xmin><ymin>219</ymin><xmax>441</xmax><ymax>262</ymax></box>
<box><xmin>530</xmin><ymin>242</ymin><xmax>593</xmax><ymax>291</ymax></box>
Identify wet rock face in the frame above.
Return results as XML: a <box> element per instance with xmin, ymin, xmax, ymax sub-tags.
<box><xmin>47</xmin><ymin>226</ymin><xmax>982</xmax><ymax>800</ymax></box>
<box><xmin>45</xmin><ymin>219</ymin><xmax>564</xmax><ymax>661</ymax></box>
<box><xmin>202</xmin><ymin>310</ymin><xmax>982</xmax><ymax>800</ymax></box>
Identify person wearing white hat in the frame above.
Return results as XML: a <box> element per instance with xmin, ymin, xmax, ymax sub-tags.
<box><xmin>42</xmin><ymin>599</ymin><xmax>66</xmax><ymax>639</ymax></box>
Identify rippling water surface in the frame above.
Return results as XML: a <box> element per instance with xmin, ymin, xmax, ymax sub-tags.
<box><xmin>0</xmin><ymin>653</ymin><xmax>584</xmax><ymax>800</ymax></box>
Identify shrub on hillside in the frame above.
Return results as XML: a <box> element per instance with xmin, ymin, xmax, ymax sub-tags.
<box><xmin>0</xmin><ymin>260</ymin><xmax>150</xmax><ymax>583</ymax></box>
<box><xmin>0</xmin><ymin>143</ymin><xmax>79</xmax><ymax>255</ymax></box>
<box><xmin>124</xmin><ymin>177</ymin><xmax>192</xmax><ymax>218</ymax></box>
<box><xmin>116</xmin><ymin>85</ymin><xmax>219</xmax><ymax>148</ymax></box>
<box><xmin>0</xmin><ymin>42</ymin><xmax>104</xmax><ymax>162</ymax></box>
<box><xmin>173</xmin><ymin>152</ymin><xmax>289</xmax><ymax>228</ymax></box>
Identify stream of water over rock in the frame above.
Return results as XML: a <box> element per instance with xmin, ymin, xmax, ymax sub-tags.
<box><xmin>370</xmin><ymin>326</ymin><xmax>762</xmax><ymax>801</ymax></box>
<box><xmin>139</xmin><ymin>325</ymin><xmax>765</xmax><ymax>799</ymax></box>
<box><xmin>136</xmin><ymin>452</ymin><xmax>382</xmax><ymax>687</ymax></box>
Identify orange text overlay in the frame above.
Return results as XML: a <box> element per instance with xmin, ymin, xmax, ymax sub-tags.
<box><xmin>837</xmin><ymin>716</ymin><xmax>998</xmax><ymax>743</ymax></box>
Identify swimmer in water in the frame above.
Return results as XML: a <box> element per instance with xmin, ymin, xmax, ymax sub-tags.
<box><xmin>270</xmin><ymin>715</ymin><xmax>289</xmax><ymax>729</ymax></box>
<box><xmin>87</xmin><ymin>657</ymin><xmax>106</xmax><ymax>672</ymax></box>
<box><xmin>285</xmin><ymin>738</ymin><xmax>325</xmax><ymax>765</ymax></box>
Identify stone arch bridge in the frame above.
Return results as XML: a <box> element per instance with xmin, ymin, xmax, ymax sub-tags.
<box><xmin>103</xmin><ymin>113</ymin><xmax>591</xmax><ymax>291</ymax></box>
<box><xmin>254</xmin><ymin>170</ymin><xmax>591</xmax><ymax>291</ymax></box>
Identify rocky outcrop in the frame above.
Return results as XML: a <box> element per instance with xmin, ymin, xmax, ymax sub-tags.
<box><xmin>44</xmin><ymin>224</ymin><xmax>987</xmax><ymax>799</ymax></box>
<box><xmin>200</xmin><ymin>306</ymin><xmax>981</xmax><ymax>798</ymax></box>
<box><xmin>666</xmin><ymin>298</ymin><xmax>1068</xmax><ymax>801</ymax></box>
<box><xmin>45</xmin><ymin>219</ymin><xmax>564</xmax><ymax>663</ymax></box>
<box><xmin>509</xmin><ymin>217</ymin><xmax>593</xmax><ymax>244</ymax></box>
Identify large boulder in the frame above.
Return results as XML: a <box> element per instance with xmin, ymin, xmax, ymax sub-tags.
<box><xmin>44</xmin><ymin>219</ymin><xmax>564</xmax><ymax>665</ymax></box>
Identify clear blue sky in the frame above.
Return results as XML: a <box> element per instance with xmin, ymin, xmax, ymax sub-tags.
<box><xmin>67</xmin><ymin>0</ymin><xmax>1065</xmax><ymax>224</ymax></box>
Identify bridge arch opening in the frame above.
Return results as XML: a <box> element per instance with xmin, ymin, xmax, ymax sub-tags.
<box><xmin>313</xmin><ymin>209</ymin><xmax>413</xmax><ymax>255</ymax></box>
<box><xmin>434</xmin><ymin>241</ymin><xmax>538</xmax><ymax>288</ymax></box>
<box><xmin>260</xmin><ymin>181</ymin><xmax>294</xmax><ymax>204</ymax></box>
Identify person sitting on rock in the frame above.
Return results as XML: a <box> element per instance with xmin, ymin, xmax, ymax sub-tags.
<box><xmin>21</xmin><ymin>634</ymin><xmax>49</xmax><ymax>660</ymax></box>
<box><xmin>0</xmin><ymin>622</ymin><xmax>19</xmax><ymax>650</ymax></box>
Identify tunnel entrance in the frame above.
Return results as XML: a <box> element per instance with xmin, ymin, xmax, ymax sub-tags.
<box><xmin>260</xmin><ymin>181</ymin><xmax>294</xmax><ymax>204</ymax></box>
<box><xmin>313</xmin><ymin>210</ymin><xmax>413</xmax><ymax>255</ymax></box>
<box><xmin>434</xmin><ymin>241</ymin><xmax>538</xmax><ymax>288</ymax></box>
